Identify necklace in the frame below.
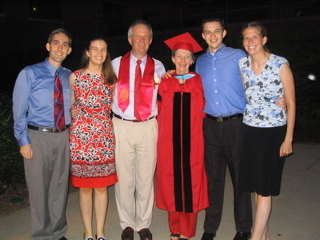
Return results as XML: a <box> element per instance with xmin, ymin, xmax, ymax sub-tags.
<box><xmin>252</xmin><ymin>55</ymin><xmax>269</xmax><ymax>68</ymax></box>
<box><xmin>252</xmin><ymin>59</ymin><xmax>267</xmax><ymax>68</ymax></box>
<box><xmin>84</xmin><ymin>68</ymin><xmax>102</xmax><ymax>75</ymax></box>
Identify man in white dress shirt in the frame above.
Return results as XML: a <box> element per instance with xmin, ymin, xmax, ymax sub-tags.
<box><xmin>111</xmin><ymin>19</ymin><xmax>166</xmax><ymax>240</ymax></box>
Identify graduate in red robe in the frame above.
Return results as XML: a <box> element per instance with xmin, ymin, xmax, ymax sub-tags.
<box><xmin>156</xmin><ymin>32</ymin><xmax>209</xmax><ymax>240</ymax></box>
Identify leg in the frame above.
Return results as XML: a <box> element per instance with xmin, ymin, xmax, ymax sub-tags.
<box><xmin>79</xmin><ymin>188</ymin><xmax>94</xmax><ymax>238</ymax></box>
<box><xmin>94</xmin><ymin>187</ymin><xmax>108</xmax><ymax>238</ymax></box>
<box><xmin>203</xmin><ymin>118</ymin><xmax>226</xmax><ymax>235</ymax></box>
<box><xmin>135</xmin><ymin>118</ymin><xmax>157</xmax><ymax>231</ymax></box>
<box><xmin>50</xmin><ymin>130</ymin><xmax>70</xmax><ymax>240</ymax></box>
<box><xmin>113</xmin><ymin>118</ymin><xmax>137</xmax><ymax>230</ymax></box>
<box><xmin>225</xmin><ymin>118</ymin><xmax>253</xmax><ymax>233</ymax></box>
<box><xmin>168</xmin><ymin>212</ymin><xmax>197</xmax><ymax>239</ymax></box>
<box><xmin>25</xmin><ymin>131</ymin><xmax>52</xmax><ymax>240</ymax></box>
<box><xmin>251</xmin><ymin>193</ymin><xmax>272</xmax><ymax>240</ymax></box>
<box><xmin>168</xmin><ymin>211</ymin><xmax>180</xmax><ymax>240</ymax></box>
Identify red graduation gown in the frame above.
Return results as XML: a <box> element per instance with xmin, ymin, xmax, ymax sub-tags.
<box><xmin>156</xmin><ymin>72</ymin><xmax>209</xmax><ymax>213</ymax></box>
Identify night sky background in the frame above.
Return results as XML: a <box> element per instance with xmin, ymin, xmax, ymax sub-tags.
<box><xmin>1</xmin><ymin>0</ymin><xmax>319</xmax><ymax>142</ymax></box>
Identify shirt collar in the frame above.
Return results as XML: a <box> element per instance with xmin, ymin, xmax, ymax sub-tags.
<box><xmin>44</xmin><ymin>57</ymin><xmax>61</xmax><ymax>75</ymax></box>
<box><xmin>130</xmin><ymin>52</ymin><xmax>147</xmax><ymax>64</ymax></box>
<box><xmin>206</xmin><ymin>43</ymin><xmax>226</xmax><ymax>56</ymax></box>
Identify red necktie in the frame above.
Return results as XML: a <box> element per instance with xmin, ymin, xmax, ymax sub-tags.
<box><xmin>54</xmin><ymin>70</ymin><xmax>65</xmax><ymax>131</ymax></box>
<box><xmin>134</xmin><ymin>60</ymin><xmax>142</xmax><ymax>121</ymax></box>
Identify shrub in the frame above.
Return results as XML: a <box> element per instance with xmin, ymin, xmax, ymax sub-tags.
<box><xmin>0</xmin><ymin>92</ymin><xmax>25</xmax><ymax>194</ymax></box>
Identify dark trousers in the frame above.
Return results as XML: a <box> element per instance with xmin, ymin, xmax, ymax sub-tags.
<box><xmin>203</xmin><ymin>116</ymin><xmax>252</xmax><ymax>234</ymax></box>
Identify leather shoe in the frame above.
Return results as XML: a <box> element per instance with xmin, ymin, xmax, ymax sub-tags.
<box><xmin>201</xmin><ymin>232</ymin><xmax>216</xmax><ymax>240</ymax></box>
<box><xmin>60</xmin><ymin>238</ymin><xmax>68</xmax><ymax>240</ymax></box>
<box><xmin>122</xmin><ymin>227</ymin><xmax>134</xmax><ymax>240</ymax></box>
<box><xmin>138</xmin><ymin>228</ymin><xmax>152</xmax><ymax>240</ymax></box>
<box><xmin>233</xmin><ymin>232</ymin><xmax>251</xmax><ymax>240</ymax></box>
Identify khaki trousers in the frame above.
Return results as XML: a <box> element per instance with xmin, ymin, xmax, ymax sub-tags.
<box><xmin>112</xmin><ymin>117</ymin><xmax>158</xmax><ymax>231</ymax></box>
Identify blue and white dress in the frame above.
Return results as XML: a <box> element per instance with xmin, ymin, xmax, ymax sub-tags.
<box><xmin>238</xmin><ymin>54</ymin><xmax>288</xmax><ymax>196</ymax></box>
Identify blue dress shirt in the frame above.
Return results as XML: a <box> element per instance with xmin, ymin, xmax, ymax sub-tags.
<box><xmin>195</xmin><ymin>44</ymin><xmax>246</xmax><ymax>117</ymax></box>
<box><xmin>12</xmin><ymin>58</ymin><xmax>72</xmax><ymax>146</ymax></box>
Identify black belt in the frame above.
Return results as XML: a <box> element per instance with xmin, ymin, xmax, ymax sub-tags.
<box><xmin>113</xmin><ymin>113</ymin><xmax>155</xmax><ymax>122</ymax></box>
<box><xmin>206</xmin><ymin>113</ymin><xmax>243</xmax><ymax>122</ymax></box>
<box><xmin>28</xmin><ymin>124</ymin><xmax>70</xmax><ymax>133</ymax></box>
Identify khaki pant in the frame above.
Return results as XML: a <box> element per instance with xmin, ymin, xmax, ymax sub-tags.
<box><xmin>112</xmin><ymin>117</ymin><xmax>158</xmax><ymax>232</ymax></box>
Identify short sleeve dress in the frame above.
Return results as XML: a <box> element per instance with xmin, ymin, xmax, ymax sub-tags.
<box><xmin>70</xmin><ymin>70</ymin><xmax>117</xmax><ymax>188</ymax></box>
<box><xmin>238</xmin><ymin>54</ymin><xmax>288</xmax><ymax>196</ymax></box>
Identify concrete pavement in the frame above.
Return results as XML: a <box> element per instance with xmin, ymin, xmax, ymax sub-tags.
<box><xmin>1</xmin><ymin>143</ymin><xmax>319</xmax><ymax>240</ymax></box>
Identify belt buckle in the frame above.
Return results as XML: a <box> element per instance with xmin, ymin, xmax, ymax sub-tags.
<box><xmin>217</xmin><ymin>117</ymin><xmax>223</xmax><ymax>122</ymax></box>
<box><xmin>52</xmin><ymin>128</ymin><xmax>59</xmax><ymax>133</ymax></box>
<box><xmin>53</xmin><ymin>127</ymin><xmax>64</xmax><ymax>133</ymax></box>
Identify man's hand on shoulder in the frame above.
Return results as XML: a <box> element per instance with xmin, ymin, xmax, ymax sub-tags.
<box><xmin>162</xmin><ymin>70</ymin><xmax>175</xmax><ymax>78</ymax></box>
<box><xmin>20</xmin><ymin>144</ymin><xmax>33</xmax><ymax>159</ymax></box>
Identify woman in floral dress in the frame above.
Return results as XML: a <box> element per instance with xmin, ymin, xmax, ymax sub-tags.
<box><xmin>69</xmin><ymin>37</ymin><xmax>117</xmax><ymax>240</ymax></box>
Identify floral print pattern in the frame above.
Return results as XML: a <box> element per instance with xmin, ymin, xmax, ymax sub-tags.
<box><xmin>70</xmin><ymin>70</ymin><xmax>116</xmax><ymax>178</ymax></box>
<box><xmin>239</xmin><ymin>54</ymin><xmax>288</xmax><ymax>127</ymax></box>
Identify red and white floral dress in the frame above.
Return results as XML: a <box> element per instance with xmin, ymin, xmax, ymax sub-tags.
<box><xmin>70</xmin><ymin>70</ymin><xmax>117</xmax><ymax>188</ymax></box>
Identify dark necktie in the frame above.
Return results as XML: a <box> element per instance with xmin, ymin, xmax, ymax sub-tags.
<box><xmin>134</xmin><ymin>60</ymin><xmax>142</xmax><ymax>121</ymax></box>
<box><xmin>54</xmin><ymin>70</ymin><xmax>65</xmax><ymax>131</ymax></box>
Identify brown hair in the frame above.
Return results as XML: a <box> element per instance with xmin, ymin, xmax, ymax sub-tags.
<box><xmin>242</xmin><ymin>21</ymin><xmax>270</xmax><ymax>53</ymax></box>
<box><xmin>201</xmin><ymin>18</ymin><xmax>225</xmax><ymax>32</ymax></box>
<box><xmin>48</xmin><ymin>28</ymin><xmax>72</xmax><ymax>46</ymax></box>
<box><xmin>80</xmin><ymin>37</ymin><xmax>117</xmax><ymax>85</ymax></box>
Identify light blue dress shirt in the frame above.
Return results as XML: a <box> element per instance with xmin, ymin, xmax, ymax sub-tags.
<box><xmin>196</xmin><ymin>44</ymin><xmax>246</xmax><ymax>117</ymax></box>
<box><xmin>12</xmin><ymin>58</ymin><xmax>72</xmax><ymax>146</ymax></box>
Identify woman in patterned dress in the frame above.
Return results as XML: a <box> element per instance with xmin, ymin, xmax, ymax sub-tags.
<box><xmin>69</xmin><ymin>37</ymin><xmax>117</xmax><ymax>240</ymax></box>
<box><xmin>238</xmin><ymin>22</ymin><xmax>296</xmax><ymax>240</ymax></box>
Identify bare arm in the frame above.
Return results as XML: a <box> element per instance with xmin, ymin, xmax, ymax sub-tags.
<box><xmin>279</xmin><ymin>63</ymin><xmax>296</xmax><ymax>157</ymax></box>
<box><xmin>69</xmin><ymin>73</ymin><xmax>78</xmax><ymax>118</ymax></box>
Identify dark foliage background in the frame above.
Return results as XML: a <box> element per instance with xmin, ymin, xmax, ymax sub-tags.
<box><xmin>0</xmin><ymin>18</ymin><xmax>319</xmax><ymax>194</ymax></box>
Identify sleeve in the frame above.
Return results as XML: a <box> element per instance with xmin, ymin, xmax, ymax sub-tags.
<box><xmin>197</xmin><ymin>74</ymin><xmax>206</xmax><ymax>118</ymax></box>
<box><xmin>12</xmin><ymin>67</ymin><xmax>33</xmax><ymax>146</ymax></box>
<box><xmin>157</xmin><ymin>77</ymin><xmax>165</xmax><ymax>114</ymax></box>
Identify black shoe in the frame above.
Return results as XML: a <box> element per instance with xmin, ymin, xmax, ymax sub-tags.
<box><xmin>59</xmin><ymin>238</ymin><xmax>68</xmax><ymax>240</ymax></box>
<box><xmin>170</xmin><ymin>233</ymin><xmax>180</xmax><ymax>239</ymax></box>
<box><xmin>233</xmin><ymin>232</ymin><xmax>251</xmax><ymax>240</ymax></box>
<box><xmin>201</xmin><ymin>232</ymin><xmax>216</xmax><ymax>240</ymax></box>
<box><xmin>122</xmin><ymin>227</ymin><xmax>134</xmax><ymax>240</ymax></box>
<box><xmin>138</xmin><ymin>228</ymin><xmax>152</xmax><ymax>240</ymax></box>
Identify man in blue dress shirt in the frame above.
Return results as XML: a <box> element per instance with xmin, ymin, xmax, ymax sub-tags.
<box><xmin>12</xmin><ymin>28</ymin><xmax>72</xmax><ymax>240</ymax></box>
<box><xmin>195</xmin><ymin>18</ymin><xmax>253</xmax><ymax>240</ymax></box>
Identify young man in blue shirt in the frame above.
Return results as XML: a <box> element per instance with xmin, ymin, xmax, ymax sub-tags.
<box><xmin>13</xmin><ymin>28</ymin><xmax>72</xmax><ymax>240</ymax></box>
<box><xmin>195</xmin><ymin>18</ymin><xmax>253</xmax><ymax>240</ymax></box>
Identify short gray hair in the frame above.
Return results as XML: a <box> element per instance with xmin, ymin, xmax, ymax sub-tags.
<box><xmin>127</xmin><ymin>19</ymin><xmax>153</xmax><ymax>39</ymax></box>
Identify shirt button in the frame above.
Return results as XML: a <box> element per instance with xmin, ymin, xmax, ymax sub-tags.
<box><xmin>216</xmin><ymin>102</ymin><xmax>219</xmax><ymax>104</ymax></box>
<box><xmin>214</xmin><ymin>79</ymin><xmax>217</xmax><ymax>82</ymax></box>
<box><xmin>215</xmin><ymin>90</ymin><xmax>217</xmax><ymax>93</ymax></box>
<box><xmin>214</xmin><ymin>68</ymin><xmax>216</xmax><ymax>70</ymax></box>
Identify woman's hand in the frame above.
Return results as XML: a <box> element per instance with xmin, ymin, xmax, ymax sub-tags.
<box><xmin>279</xmin><ymin>139</ymin><xmax>293</xmax><ymax>157</ymax></box>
